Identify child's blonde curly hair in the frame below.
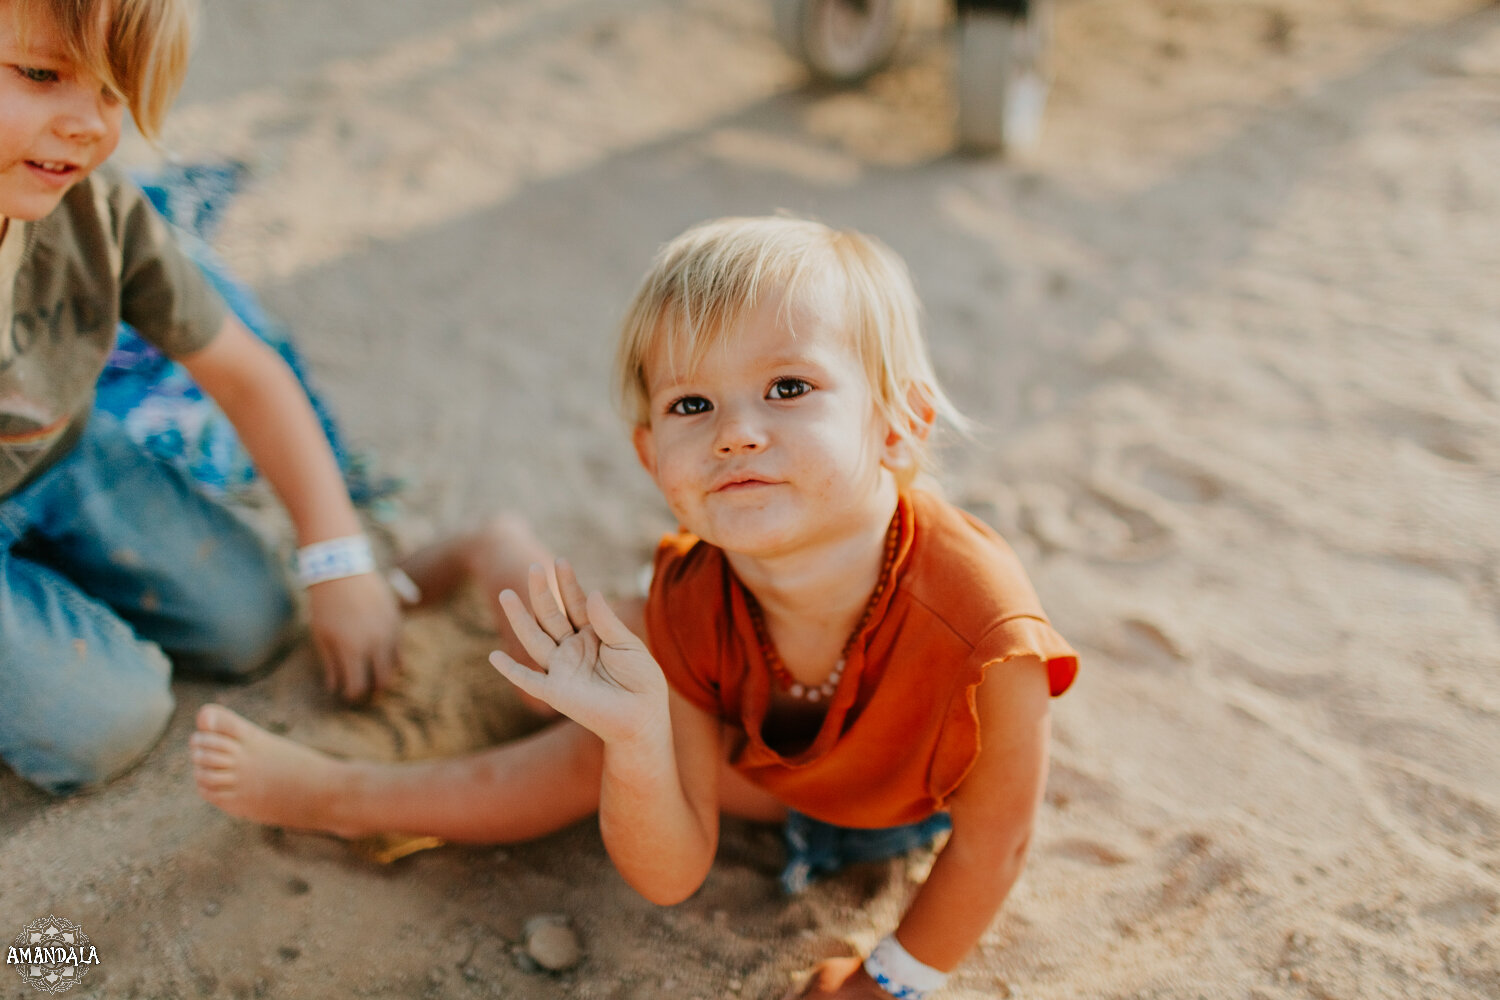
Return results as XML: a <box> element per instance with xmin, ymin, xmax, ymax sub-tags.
<box><xmin>12</xmin><ymin>0</ymin><xmax>195</xmax><ymax>141</ymax></box>
<box><xmin>614</xmin><ymin>215</ymin><xmax>966</xmax><ymax>484</ymax></box>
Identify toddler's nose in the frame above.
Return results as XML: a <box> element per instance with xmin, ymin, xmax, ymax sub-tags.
<box><xmin>55</xmin><ymin>88</ymin><xmax>115</xmax><ymax>142</ymax></box>
<box><xmin>712</xmin><ymin>407</ymin><xmax>767</xmax><ymax>454</ymax></box>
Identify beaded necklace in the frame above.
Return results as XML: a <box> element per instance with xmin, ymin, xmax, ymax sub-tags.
<box><xmin>745</xmin><ymin>511</ymin><xmax>903</xmax><ymax>703</ymax></box>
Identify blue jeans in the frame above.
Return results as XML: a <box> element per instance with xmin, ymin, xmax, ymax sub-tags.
<box><xmin>0</xmin><ymin>413</ymin><xmax>296</xmax><ymax>794</ymax></box>
<box><xmin>780</xmin><ymin>811</ymin><xmax>953</xmax><ymax>894</ymax></box>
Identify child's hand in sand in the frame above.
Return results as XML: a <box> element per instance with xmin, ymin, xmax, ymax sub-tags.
<box><xmin>307</xmin><ymin>571</ymin><xmax>403</xmax><ymax>702</ymax></box>
<box><xmin>782</xmin><ymin>958</ymin><xmax>890</xmax><ymax>1000</ymax></box>
<box><xmin>489</xmin><ymin>559</ymin><xmax>668</xmax><ymax>747</ymax></box>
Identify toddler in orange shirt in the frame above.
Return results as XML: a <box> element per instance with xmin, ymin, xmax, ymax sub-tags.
<box><xmin>193</xmin><ymin>216</ymin><xmax>1077</xmax><ymax>1000</ymax></box>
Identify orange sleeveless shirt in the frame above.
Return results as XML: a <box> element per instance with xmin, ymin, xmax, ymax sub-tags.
<box><xmin>645</xmin><ymin>490</ymin><xmax>1078</xmax><ymax>829</ymax></box>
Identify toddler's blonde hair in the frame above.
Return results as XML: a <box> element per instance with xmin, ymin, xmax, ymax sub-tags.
<box><xmin>12</xmin><ymin>0</ymin><xmax>194</xmax><ymax>141</ymax></box>
<box><xmin>615</xmin><ymin>215</ymin><xmax>966</xmax><ymax>483</ymax></box>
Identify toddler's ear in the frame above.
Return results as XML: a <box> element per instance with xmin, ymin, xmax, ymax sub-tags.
<box><xmin>881</xmin><ymin>386</ymin><xmax>937</xmax><ymax>469</ymax></box>
<box><xmin>632</xmin><ymin>425</ymin><xmax>659</xmax><ymax>479</ymax></box>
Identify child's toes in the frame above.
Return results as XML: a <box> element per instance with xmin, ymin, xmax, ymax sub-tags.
<box><xmin>192</xmin><ymin>755</ymin><xmax>240</xmax><ymax>785</ymax></box>
<box><xmin>189</xmin><ymin>730</ymin><xmax>235</xmax><ymax>754</ymax></box>
<box><xmin>195</xmin><ymin>702</ymin><xmax>246</xmax><ymax>736</ymax></box>
<box><xmin>190</xmin><ymin>743</ymin><xmax>235</xmax><ymax>770</ymax></box>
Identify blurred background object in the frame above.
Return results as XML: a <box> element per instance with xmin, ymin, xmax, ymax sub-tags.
<box><xmin>773</xmin><ymin>0</ymin><xmax>1053</xmax><ymax>152</ymax></box>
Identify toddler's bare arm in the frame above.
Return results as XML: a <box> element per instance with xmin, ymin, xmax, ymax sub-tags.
<box><xmin>600</xmin><ymin>689</ymin><xmax>721</xmax><ymax>903</ymax></box>
<box><xmin>896</xmin><ymin>655</ymin><xmax>1053</xmax><ymax>967</ymax></box>
<box><xmin>789</xmin><ymin>656</ymin><xmax>1052</xmax><ymax>999</ymax></box>
<box><xmin>490</xmin><ymin>560</ymin><xmax>720</xmax><ymax>903</ymax></box>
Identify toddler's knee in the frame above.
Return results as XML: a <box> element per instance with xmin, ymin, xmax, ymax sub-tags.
<box><xmin>472</xmin><ymin>512</ymin><xmax>539</xmax><ymax>558</ymax></box>
<box><xmin>26</xmin><ymin>682</ymin><xmax>175</xmax><ymax>795</ymax></box>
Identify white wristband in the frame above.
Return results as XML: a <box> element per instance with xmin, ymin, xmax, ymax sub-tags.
<box><xmin>295</xmin><ymin>535</ymin><xmax>376</xmax><ymax>587</ymax></box>
<box><xmin>863</xmin><ymin>935</ymin><xmax>948</xmax><ymax>1000</ymax></box>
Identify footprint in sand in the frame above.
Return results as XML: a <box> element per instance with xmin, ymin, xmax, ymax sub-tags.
<box><xmin>1337</xmin><ymin>900</ymin><xmax>1411</xmax><ymax>935</ymax></box>
<box><xmin>1209</xmin><ymin>646</ymin><xmax>1341</xmax><ymax>701</ymax></box>
<box><xmin>1134</xmin><ymin>451</ymin><xmax>1227</xmax><ymax>505</ymax></box>
<box><xmin>1017</xmin><ymin>480</ymin><xmax>1175</xmax><ymax>561</ymax></box>
<box><xmin>1107</xmin><ymin>831</ymin><xmax>1249</xmax><ymax>927</ymax></box>
<box><xmin>1020</xmin><ymin>436</ymin><xmax>1243</xmax><ymax>563</ymax></box>
<box><xmin>1044</xmin><ymin>762</ymin><xmax>1122</xmax><ymax>812</ymax></box>
<box><xmin>1369</xmin><ymin>401</ymin><xmax>1486</xmax><ymax>465</ymax></box>
<box><xmin>1457</xmin><ymin>362</ymin><xmax>1497</xmax><ymax>404</ymax></box>
<box><xmin>1372</xmin><ymin>760</ymin><xmax>1500</xmax><ymax>866</ymax></box>
<box><xmin>1154</xmin><ymin>832</ymin><xmax>1247</xmax><ymax>912</ymax></box>
<box><xmin>1419</xmin><ymin>888</ymin><xmax>1499</xmax><ymax>930</ymax></box>
<box><xmin>1104</xmin><ymin>616</ymin><xmax>1190</xmax><ymax>671</ymax></box>
<box><xmin>1045</xmin><ymin>838</ymin><xmax>1131</xmax><ymax>867</ymax></box>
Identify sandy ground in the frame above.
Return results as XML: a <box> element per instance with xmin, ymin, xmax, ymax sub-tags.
<box><xmin>4</xmin><ymin>0</ymin><xmax>1500</xmax><ymax>997</ymax></box>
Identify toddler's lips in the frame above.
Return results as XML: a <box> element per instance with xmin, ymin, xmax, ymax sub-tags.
<box><xmin>25</xmin><ymin>160</ymin><xmax>80</xmax><ymax>185</ymax></box>
<box><xmin>712</xmin><ymin>476</ymin><xmax>779</xmax><ymax>493</ymax></box>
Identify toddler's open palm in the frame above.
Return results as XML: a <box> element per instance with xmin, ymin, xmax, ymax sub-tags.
<box><xmin>489</xmin><ymin>560</ymin><xmax>668</xmax><ymax>746</ymax></box>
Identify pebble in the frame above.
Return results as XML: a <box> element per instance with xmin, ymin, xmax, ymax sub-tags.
<box><xmin>522</xmin><ymin>914</ymin><xmax>583</xmax><ymax>972</ymax></box>
<box><xmin>202</xmin><ymin>901</ymin><xmax>220</xmax><ymax>917</ymax></box>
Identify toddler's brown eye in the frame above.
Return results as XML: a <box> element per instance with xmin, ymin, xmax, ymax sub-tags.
<box><xmin>669</xmin><ymin>396</ymin><xmax>712</xmax><ymax>416</ymax></box>
<box><xmin>768</xmin><ymin>378</ymin><xmax>810</xmax><ymax>400</ymax></box>
<box><xmin>18</xmin><ymin>66</ymin><xmax>58</xmax><ymax>83</ymax></box>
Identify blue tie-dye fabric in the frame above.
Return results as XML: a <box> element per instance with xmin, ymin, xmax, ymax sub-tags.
<box><xmin>94</xmin><ymin>162</ymin><xmax>395</xmax><ymax>503</ymax></box>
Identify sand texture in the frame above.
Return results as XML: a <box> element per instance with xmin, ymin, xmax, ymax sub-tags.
<box><xmin>3</xmin><ymin>0</ymin><xmax>1499</xmax><ymax>997</ymax></box>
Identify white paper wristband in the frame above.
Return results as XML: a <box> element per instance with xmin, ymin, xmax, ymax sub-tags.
<box><xmin>864</xmin><ymin>935</ymin><xmax>948</xmax><ymax>999</ymax></box>
<box><xmin>295</xmin><ymin>535</ymin><xmax>376</xmax><ymax>587</ymax></box>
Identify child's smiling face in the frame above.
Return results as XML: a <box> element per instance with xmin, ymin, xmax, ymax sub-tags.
<box><xmin>633</xmin><ymin>291</ymin><xmax>900</xmax><ymax>559</ymax></box>
<box><xmin>0</xmin><ymin>0</ymin><xmax>124</xmax><ymax>221</ymax></box>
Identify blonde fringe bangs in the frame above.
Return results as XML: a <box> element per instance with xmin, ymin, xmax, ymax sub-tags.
<box><xmin>614</xmin><ymin>216</ymin><xmax>966</xmax><ymax>476</ymax></box>
<box><xmin>14</xmin><ymin>0</ymin><xmax>194</xmax><ymax>141</ymax></box>
<box><xmin>616</xmin><ymin>218</ymin><xmax>819</xmax><ymax>423</ymax></box>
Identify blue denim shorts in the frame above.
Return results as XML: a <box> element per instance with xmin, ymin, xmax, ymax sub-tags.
<box><xmin>780</xmin><ymin>810</ymin><xmax>953</xmax><ymax>894</ymax></box>
<box><xmin>0</xmin><ymin>412</ymin><xmax>295</xmax><ymax>794</ymax></box>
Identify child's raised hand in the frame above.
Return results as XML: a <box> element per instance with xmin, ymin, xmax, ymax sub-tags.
<box><xmin>489</xmin><ymin>560</ymin><xmax>668</xmax><ymax>746</ymax></box>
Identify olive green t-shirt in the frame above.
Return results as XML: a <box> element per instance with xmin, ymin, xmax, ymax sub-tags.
<box><xmin>0</xmin><ymin>163</ymin><xmax>227</xmax><ymax>500</ymax></box>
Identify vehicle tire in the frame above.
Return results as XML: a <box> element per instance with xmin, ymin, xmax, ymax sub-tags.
<box><xmin>772</xmin><ymin>0</ymin><xmax>913</xmax><ymax>85</ymax></box>
<box><xmin>955</xmin><ymin>0</ymin><xmax>1053</xmax><ymax>153</ymax></box>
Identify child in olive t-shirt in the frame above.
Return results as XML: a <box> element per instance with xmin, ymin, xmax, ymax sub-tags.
<box><xmin>0</xmin><ymin>0</ymin><xmax>401</xmax><ymax>793</ymax></box>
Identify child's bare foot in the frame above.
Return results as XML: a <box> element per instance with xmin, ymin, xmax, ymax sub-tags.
<box><xmin>191</xmin><ymin>704</ymin><xmax>367</xmax><ymax>838</ymax></box>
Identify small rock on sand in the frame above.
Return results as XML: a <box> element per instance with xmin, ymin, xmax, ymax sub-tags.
<box><xmin>522</xmin><ymin>914</ymin><xmax>583</xmax><ymax>972</ymax></box>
